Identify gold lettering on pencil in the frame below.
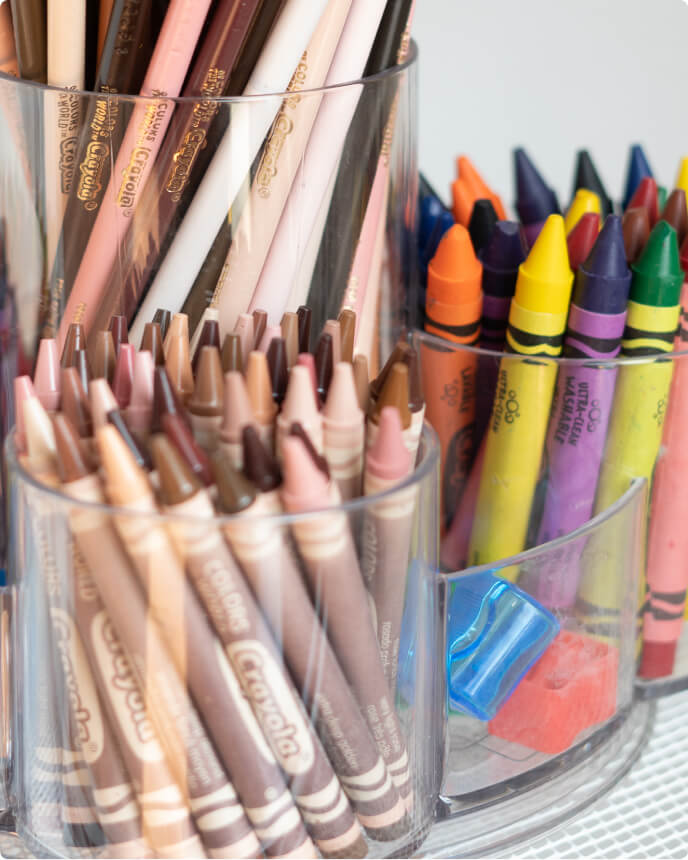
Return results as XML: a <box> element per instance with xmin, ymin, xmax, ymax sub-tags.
<box><xmin>255</xmin><ymin>53</ymin><xmax>309</xmax><ymax>198</ymax></box>
<box><xmin>117</xmin><ymin>146</ymin><xmax>150</xmax><ymax>212</ymax></box>
<box><xmin>113</xmin><ymin>0</ymin><xmax>143</xmax><ymax>56</ymax></box>
<box><xmin>77</xmin><ymin>141</ymin><xmax>110</xmax><ymax>210</ymax></box>
<box><xmin>164</xmin><ymin>67</ymin><xmax>225</xmax><ymax>200</ymax></box>
<box><xmin>73</xmin><ymin>302</ymin><xmax>86</xmax><ymax>324</ymax></box>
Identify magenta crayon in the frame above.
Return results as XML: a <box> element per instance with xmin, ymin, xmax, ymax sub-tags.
<box><xmin>532</xmin><ymin>216</ymin><xmax>632</xmax><ymax>608</ymax></box>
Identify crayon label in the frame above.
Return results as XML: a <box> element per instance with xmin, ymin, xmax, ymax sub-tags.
<box><xmin>228</xmin><ymin>639</ymin><xmax>315</xmax><ymax>776</ymax></box>
<box><xmin>90</xmin><ymin>611</ymin><xmax>163</xmax><ymax>763</ymax></box>
<box><xmin>50</xmin><ymin>608</ymin><xmax>105</xmax><ymax>764</ymax></box>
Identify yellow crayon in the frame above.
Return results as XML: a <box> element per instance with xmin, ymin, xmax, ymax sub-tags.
<box><xmin>564</xmin><ymin>189</ymin><xmax>601</xmax><ymax>235</ymax></box>
<box><xmin>468</xmin><ymin>215</ymin><xmax>573</xmax><ymax>572</ymax></box>
<box><xmin>675</xmin><ymin>156</ymin><xmax>688</xmax><ymax>215</ymax></box>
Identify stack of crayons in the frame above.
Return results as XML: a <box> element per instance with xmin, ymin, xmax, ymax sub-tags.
<box><xmin>0</xmin><ymin>0</ymin><xmax>416</xmax><ymax>373</ymax></box>
<box><xmin>13</xmin><ymin>303</ymin><xmax>429</xmax><ymax>858</ymax></box>
<box><xmin>417</xmin><ymin>144</ymin><xmax>688</xmax><ymax>680</ymax></box>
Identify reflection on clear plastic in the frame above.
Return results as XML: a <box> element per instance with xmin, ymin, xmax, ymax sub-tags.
<box><xmin>4</xmin><ymin>425</ymin><xmax>441</xmax><ymax>859</ymax></box>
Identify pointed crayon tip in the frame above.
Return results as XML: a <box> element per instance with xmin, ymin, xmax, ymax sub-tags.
<box><xmin>567</xmin><ymin>213</ymin><xmax>601</xmax><ymax>273</ymax></box>
<box><xmin>13</xmin><ymin>376</ymin><xmax>35</xmax><ymax>453</ymax></box>
<box><xmin>675</xmin><ymin>157</ymin><xmax>688</xmax><ymax>209</ymax></box>
<box><xmin>52</xmin><ymin>413</ymin><xmax>92</xmax><ymax>482</ymax></box>
<box><xmin>480</xmin><ymin>221</ymin><xmax>528</xmax><ymax>277</ymax></box>
<box><xmin>631</xmin><ymin>220</ymin><xmax>683</xmax><ymax>307</ymax></box>
<box><xmin>626</xmin><ymin>176</ymin><xmax>659</xmax><ymax>226</ymax></box>
<box><xmin>280</xmin><ymin>435</ymin><xmax>329</xmax><ymax>512</ymax></box>
<box><xmin>151</xmin><ymin>434</ymin><xmax>200</xmax><ymax>506</ymax></box>
<box><xmin>622</xmin><ymin>207</ymin><xmax>650</xmax><ymax>264</ymax></box>
<box><xmin>455</xmin><ymin>155</ymin><xmax>507</xmax><ymax>219</ymax></box>
<box><xmin>514</xmin><ymin>147</ymin><xmax>560</xmax><ymax>225</ymax></box>
<box><xmin>515</xmin><ymin>214</ymin><xmax>573</xmax><ymax>314</ymax></box>
<box><xmin>622</xmin><ymin>144</ymin><xmax>653</xmax><ymax>211</ymax></box>
<box><xmin>564</xmin><ymin>189</ymin><xmax>601</xmax><ymax>234</ymax></box>
<box><xmin>61</xmin><ymin>367</ymin><xmax>92</xmax><ymax>439</ymax></box>
<box><xmin>210</xmin><ymin>448</ymin><xmax>256</xmax><ymax>514</ymax></box>
<box><xmin>188</xmin><ymin>346</ymin><xmax>224</xmax><ymax>417</ymax></box>
<box><xmin>572</xmin><ymin>150</ymin><xmax>613</xmax><ymax>218</ymax></box>
<box><xmin>468</xmin><ymin>199</ymin><xmax>499</xmax><ymax>256</ymax></box>
<box><xmin>680</xmin><ymin>233</ymin><xmax>688</xmax><ymax>275</ymax></box>
<box><xmin>427</xmin><ymin>224</ymin><xmax>482</xmax><ymax>304</ymax></box>
<box><xmin>573</xmin><ymin>215</ymin><xmax>631</xmax><ymax>313</ymax></box>
<box><xmin>373</xmin><ymin>362</ymin><xmax>411</xmax><ymax>429</ymax></box>
<box><xmin>660</xmin><ymin>188</ymin><xmax>688</xmax><ymax>245</ymax></box>
<box><xmin>242</xmin><ymin>425</ymin><xmax>281</xmax><ymax>491</ymax></box>
<box><xmin>366</xmin><ymin>406</ymin><xmax>410</xmax><ymax>481</ymax></box>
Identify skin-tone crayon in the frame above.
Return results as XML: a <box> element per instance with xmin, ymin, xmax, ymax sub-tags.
<box><xmin>190</xmin><ymin>319</ymin><xmax>221</xmax><ymax>375</ymax></box>
<box><xmin>577</xmin><ymin>222</ymin><xmax>683</xmax><ymax>642</ymax></box>
<box><xmin>451</xmin><ymin>156</ymin><xmax>507</xmax><ymax>227</ymax></box>
<box><xmin>297</xmin><ymin>352</ymin><xmax>319</xmax><ymax>402</ymax></box>
<box><xmin>61</xmin><ymin>367</ymin><xmax>93</xmax><ymax>441</ymax></box>
<box><xmin>514</xmin><ymin>148</ymin><xmax>561</xmax><ymax>247</ymax></box>
<box><xmin>108</xmin><ymin>315</ymin><xmax>128</xmax><ymax>353</ymax></box>
<box><xmin>323</xmin><ymin>362</ymin><xmax>365</xmax><ymax>500</ymax></box>
<box><xmin>13</xmin><ymin>375</ymin><xmax>35</xmax><ymax>454</ymax></box>
<box><xmin>338</xmin><ymin>310</ymin><xmax>356</xmax><ymax>364</ymax></box>
<box><xmin>90</xmin><ymin>330</ymin><xmax>116</xmax><ymax>382</ymax></box>
<box><xmin>258</xmin><ymin>324</ymin><xmax>283</xmax><ymax>354</ymax></box>
<box><xmin>221</xmin><ymin>333</ymin><xmax>243</xmax><ymax>374</ymax></box>
<box><xmin>72</xmin><ymin>349</ymin><xmax>92</xmax><ymax>395</ymax></box>
<box><xmin>281</xmin><ymin>435</ymin><xmax>413</xmax><ymax>812</ymax></box>
<box><xmin>368</xmin><ymin>362</ymin><xmax>412</xmax><ymax>458</ymax></box>
<box><xmin>297</xmin><ymin>306</ymin><xmax>312</xmax><ymax>353</ymax></box>
<box><xmin>315</xmin><ymin>332</ymin><xmax>335</xmax><ymax>405</ymax></box>
<box><xmin>660</xmin><ymin>189</ymin><xmax>688</xmax><ymax>246</ymax></box>
<box><xmin>213</xmin><ymin>449</ymin><xmax>410</xmax><ymax>842</ymax></box>
<box><xmin>107</xmin><ymin>409</ymin><xmax>152</xmax><ymax>471</ymax></box>
<box><xmin>162</xmin><ymin>312</ymin><xmax>188</xmax><ymax>358</ymax></box>
<box><xmin>622</xmin><ymin>144</ymin><xmax>653</xmax><ymax>211</ymax></box>
<box><xmin>233</xmin><ymin>313</ymin><xmax>255</xmax><ymax>367</ymax></box>
<box><xmin>152</xmin><ymin>308</ymin><xmax>171</xmax><ymax>341</ymax></box>
<box><xmin>151</xmin><ymin>366</ymin><xmax>189</xmax><ymax>434</ymax></box>
<box><xmin>162</xmin><ymin>412</ymin><xmax>213</xmax><ymax>486</ymax></box>
<box><xmin>281</xmin><ymin>313</ymin><xmax>300</xmax><ymax>369</ymax></box>
<box><xmin>266</xmin><ymin>337</ymin><xmax>288</xmax><ymax>406</ymax></box>
<box><xmin>532</xmin><ymin>216</ymin><xmax>632</xmax><ymax>608</ymax></box>
<box><xmin>112</xmin><ymin>342</ymin><xmax>135</xmax><ymax>409</ymax></box>
<box><xmin>187</xmin><ymin>346</ymin><xmax>224</xmax><ymax>451</ymax></box>
<box><xmin>626</xmin><ymin>176</ymin><xmax>659</xmax><ymax>227</ymax></box>
<box><xmin>421</xmin><ymin>224</ymin><xmax>481</xmax><ymax>527</ymax></box>
<box><xmin>277</xmin><ymin>365</ymin><xmax>323</xmax><ymax>458</ymax></box>
<box><xmin>564</xmin><ymin>189</ymin><xmax>601</xmax><ymax>235</ymax></box>
<box><xmin>641</xmin><ymin>238</ymin><xmax>688</xmax><ymax>676</ymax></box>
<box><xmin>218</xmin><ymin>371</ymin><xmax>256</xmax><ymax>470</ymax></box>
<box><xmin>567</xmin><ymin>212</ymin><xmax>601</xmax><ymax>274</ymax></box>
<box><xmin>140</xmin><ymin>322</ymin><xmax>165</xmax><ymax>367</ymax></box>
<box><xmin>469</xmin><ymin>214</ymin><xmax>574</xmax><ymax>570</ymax></box>
<box><xmin>76</xmin><ymin>427</ymin><xmax>264</xmax><ymax>858</ymax></box>
<box><xmin>252</xmin><ymin>309</ymin><xmax>267</xmax><ymax>349</ymax></box>
<box><xmin>147</xmin><ymin>436</ymin><xmax>366</xmax><ymax>858</ymax></box>
<box><xmin>324</xmin><ymin>320</ymin><xmax>343</xmax><ymax>367</ymax></box>
<box><xmin>362</xmin><ymin>406</ymin><xmax>415</xmax><ymax>692</ymax></box>
<box><xmin>88</xmin><ymin>378</ymin><xmax>118</xmax><ymax>432</ymax></box>
<box><xmin>245</xmin><ymin>350</ymin><xmax>277</xmax><ymax>450</ymax></box>
<box><xmin>353</xmin><ymin>354</ymin><xmax>369</xmax><ymax>411</ymax></box>
<box><xmin>99</xmin><ymin>431</ymin><xmax>315</xmax><ymax>859</ymax></box>
<box><xmin>623</xmin><ymin>207</ymin><xmax>651</xmax><ymax>265</ymax></box>
<box><xmin>165</xmin><ymin>329</ymin><xmax>194</xmax><ymax>405</ymax></box>
<box><xmin>34</xmin><ymin>339</ymin><xmax>61</xmax><ymax>411</ymax></box>
<box><xmin>468</xmin><ymin>199</ymin><xmax>498</xmax><ymax>257</ymax></box>
<box><xmin>571</xmin><ymin>150</ymin><xmax>613</xmax><ymax>219</ymax></box>
<box><xmin>61</xmin><ymin>323</ymin><xmax>86</xmax><ymax>369</ymax></box>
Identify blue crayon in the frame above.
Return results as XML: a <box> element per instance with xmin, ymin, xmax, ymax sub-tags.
<box><xmin>621</xmin><ymin>144</ymin><xmax>654</xmax><ymax>211</ymax></box>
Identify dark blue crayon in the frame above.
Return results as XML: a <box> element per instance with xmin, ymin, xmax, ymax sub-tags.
<box><xmin>514</xmin><ymin>147</ymin><xmax>561</xmax><ymax>246</ymax></box>
<box><xmin>621</xmin><ymin>144</ymin><xmax>654</xmax><ymax>211</ymax></box>
<box><xmin>572</xmin><ymin>150</ymin><xmax>614</xmax><ymax>219</ymax></box>
<box><xmin>468</xmin><ymin>199</ymin><xmax>499</xmax><ymax>257</ymax></box>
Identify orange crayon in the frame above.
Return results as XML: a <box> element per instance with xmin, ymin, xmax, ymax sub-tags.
<box><xmin>421</xmin><ymin>224</ymin><xmax>482</xmax><ymax>529</ymax></box>
<box><xmin>451</xmin><ymin>155</ymin><xmax>507</xmax><ymax>226</ymax></box>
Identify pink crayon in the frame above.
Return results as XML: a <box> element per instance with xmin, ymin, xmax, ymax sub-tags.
<box><xmin>33</xmin><ymin>339</ymin><xmax>61</xmax><ymax>412</ymax></box>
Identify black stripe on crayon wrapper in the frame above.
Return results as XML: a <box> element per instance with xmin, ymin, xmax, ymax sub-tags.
<box><xmin>622</xmin><ymin>325</ymin><xmax>676</xmax><ymax>344</ymax></box>
<box><xmin>647</xmin><ymin>607</ymin><xmax>685</xmax><ymax>622</ymax></box>
<box><xmin>505</xmin><ymin>324</ymin><xmax>564</xmax><ymax>350</ymax></box>
<box><xmin>563</xmin><ymin>332</ymin><xmax>620</xmax><ymax>355</ymax></box>
<box><xmin>622</xmin><ymin>346</ymin><xmax>674</xmax><ymax>357</ymax></box>
<box><xmin>652</xmin><ymin>589</ymin><xmax>687</xmax><ymax>605</ymax></box>
<box><xmin>574</xmin><ymin>597</ymin><xmax>621</xmax><ymax>619</ymax></box>
<box><xmin>480</xmin><ymin>316</ymin><xmax>508</xmax><ymax>332</ymax></box>
<box><xmin>427</xmin><ymin>318</ymin><xmax>480</xmax><ymax>339</ymax></box>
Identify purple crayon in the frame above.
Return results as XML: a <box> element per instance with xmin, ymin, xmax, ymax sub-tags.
<box><xmin>514</xmin><ymin>148</ymin><xmax>561</xmax><ymax>247</ymax></box>
<box><xmin>531</xmin><ymin>215</ymin><xmax>632</xmax><ymax>608</ymax></box>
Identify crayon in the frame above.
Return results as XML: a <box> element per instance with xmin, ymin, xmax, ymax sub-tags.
<box><xmin>148</xmin><ymin>431</ymin><xmax>366</xmax><ymax>858</ymax></box>
<box><xmin>124</xmin><ymin>349</ymin><xmax>155</xmax><ymax>441</ymax></box>
<box><xmin>533</xmin><ymin>216</ymin><xmax>632</xmax><ymax>608</ymax></box>
<box><xmin>152</xmin><ymin>308</ymin><xmax>171</xmax><ymax>341</ymax></box>
<box><xmin>221</xmin><ymin>333</ymin><xmax>243</xmax><ymax>373</ymax></box>
<box><xmin>9</xmin><ymin>0</ymin><xmax>46</xmax><ymax>82</ymax></box>
<box><xmin>323</xmin><ymin>362</ymin><xmax>365</xmax><ymax>499</ymax></box>
<box><xmin>567</xmin><ymin>212</ymin><xmax>601</xmax><ymax>274</ymax></box>
<box><xmin>623</xmin><ymin>207</ymin><xmax>651</xmax><ymax>264</ymax></box>
<box><xmin>315</xmin><ymin>331</ymin><xmax>335</xmax><ymax>405</ymax></box>
<box><xmin>266</xmin><ymin>337</ymin><xmax>288</xmax><ymax>405</ymax></box>
<box><xmin>660</xmin><ymin>188</ymin><xmax>688</xmax><ymax>245</ymax></box>
<box><xmin>338</xmin><ymin>309</ymin><xmax>356</xmax><ymax>363</ymax></box>
<box><xmin>162</xmin><ymin>412</ymin><xmax>213</xmax><ymax>486</ymax></box>
<box><xmin>140</xmin><ymin>322</ymin><xmax>165</xmax><ymax>367</ymax></box>
<box><xmin>233</xmin><ymin>313</ymin><xmax>255</xmax><ymax>366</ymax></box>
<box><xmin>218</xmin><ymin>370</ymin><xmax>256</xmax><ymax>470</ymax></box>
<box><xmin>187</xmin><ymin>345</ymin><xmax>223</xmax><ymax>451</ymax></box>
<box><xmin>111</xmin><ymin>343</ymin><xmax>134</xmax><ymax>409</ymax></box>
<box><xmin>451</xmin><ymin>156</ymin><xmax>507</xmax><ymax>226</ymax></box>
<box><xmin>353</xmin><ymin>353</ymin><xmax>370</xmax><ymax>411</ymax></box>
<box><xmin>245</xmin><ymin>350</ymin><xmax>277</xmax><ymax>450</ymax></box>
<box><xmin>626</xmin><ymin>176</ymin><xmax>659</xmax><ymax>227</ymax></box>
<box><xmin>577</xmin><ymin>222</ymin><xmax>683</xmax><ymax>640</ymax></box>
<box><xmin>571</xmin><ymin>150</ymin><xmax>613</xmax><ymax>219</ymax></box>
<box><xmin>621</xmin><ymin>144</ymin><xmax>653</xmax><ymax>211</ymax></box>
<box><xmin>215</xmin><ymin>443</ymin><xmax>410</xmax><ymax>841</ymax></box>
<box><xmin>675</xmin><ymin>157</ymin><xmax>688</xmax><ymax>212</ymax></box>
<box><xmin>190</xmin><ymin>317</ymin><xmax>221</xmax><ymax>374</ymax></box>
<box><xmin>657</xmin><ymin>186</ymin><xmax>667</xmax><ymax>211</ymax></box>
<box><xmin>34</xmin><ymin>339</ymin><xmax>61</xmax><ymax>412</ymax></box>
<box><xmin>281</xmin><ymin>435</ymin><xmax>414</xmax><ymax>812</ymax></box>
<box><xmin>88</xmin><ymin>378</ymin><xmax>118</xmax><ymax>432</ymax></box>
<box><xmin>514</xmin><ymin>148</ymin><xmax>561</xmax><ymax>247</ymax></box>
<box><xmin>421</xmin><ymin>224</ymin><xmax>481</xmax><ymax>527</ymax></box>
<box><xmin>640</xmin><ymin>238</ymin><xmax>688</xmax><ymax>677</ymax></box>
<box><xmin>281</xmin><ymin>312</ymin><xmax>300</xmax><ymax>369</ymax></box>
<box><xmin>90</xmin><ymin>330</ymin><xmax>116</xmax><ymax>382</ymax></box>
<box><xmin>564</xmin><ymin>189</ymin><xmax>601</xmax><ymax>234</ymax></box>
<box><xmin>277</xmin><ymin>364</ymin><xmax>323</xmax><ymax>457</ymax></box>
<box><xmin>61</xmin><ymin>367</ymin><xmax>92</xmax><ymax>441</ymax></box>
<box><xmin>468</xmin><ymin>214</ymin><xmax>573</xmax><ymax>570</ymax></box>
<box><xmin>468</xmin><ymin>199</ymin><xmax>499</xmax><ymax>257</ymax></box>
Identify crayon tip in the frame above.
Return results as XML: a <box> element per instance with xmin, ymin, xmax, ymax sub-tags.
<box><xmin>34</xmin><ymin>338</ymin><xmax>61</xmax><ymax>411</ymax></box>
<box><xmin>258</xmin><ymin>323</ymin><xmax>282</xmax><ymax>354</ymax></box>
<box><xmin>675</xmin><ymin>156</ymin><xmax>688</xmax><ymax>205</ymax></box>
<box><xmin>162</xmin><ymin>412</ymin><xmax>213</xmax><ymax>487</ymax></box>
<box><xmin>660</xmin><ymin>188</ymin><xmax>688</xmax><ymax>246</ymax></box>
<box><xmin>572</xmin><ymin>150</ymin><xmax>613</xmax><ymax>218</ymax></box>
<box><xmin>564</xmin><ymin>189</ymin><xmax>601</xmax><ymax>234</ymax></box>
<box><xmin>366</xmin><ymin>406</ymin><xmax>410</xmax><ymax>481</ymax></box>
<box><xmin>622</xmin><ymin>144</ymin><xmax>653</xmax><ymax>211</ymax></box>
<box><xmin>515</xmin><ymin>214</ymin><xmax>573</xmax><ymax>314</ymax></box>
<box><xmin>233</xmin><ymin>313</ymin><xmax>255</xmax><ymax>366</ymax></box>
<box><xmin>191</xmin><ymin>319</ymin><xmax>221</xmax><ymax>374</ymax></box>
<box><xmin>314</xmin><ymin>332</ymin><xmax>334</xmax><ymax>404</ymax></box>
<box><xmin>427</xmin><ymin>224</ymin><xmax>482</xmax><ymax>305</ymax></box>
<box><xmin>657</xmin><ymin>185</ymin><xmax>667</xmax><ymax>211</ymax></box>
<box><xmin>480</xmin><ymin>221</ymin><xmax>528</xmax><ymax>280</ymax></box>
<box><xmin>112</xmin><ymin>343</ymin><xmax>135</xmax><ymax>410</ymax></box>
<box><xmin>23</xmin><ymin>396</ymin><xmax>56</xmax><ymax>466</ymax></box>
<box><xmin>626</xmin><ymin>176</ymin><xmax>659</xmax><ymax>226</ymax></box>
<box><xmin>280</xmin><ymin>312</ymin><xmax>300</xmax><ymax>369</ymax></box>
<box><xmin>323</xmin><ymin>320</ymin><xmax>342</xmax><ymax>366</ymax></box>
<box><xmin>337</xmin><ymin>309</ymin><xmax>356</xmax><ymax>364</ymax></box>
<box><xmin>296</xmin><ymin>352</ymin><xmax>319</xmax><ymax>402</ymax></box>
<box><xmin>566</xmin><ymin>213</ymin><xmax>601</xmax><ymax>273</ymax></box>
<box><xmin>60</xmin><ymin>322</ymin><xmax>85</xmax><ymax>368</ymax></box>
<box><xmin>140</xmin><ymin>322</ymin><xmax>165</xmax><ymax>367</ymax></box>
<box><xmin>622</xmin><ymin>207</ymin><xmax>651</xmax><ymax>265</ymax></box>
<box><xmin>631</xmin><ymin>220</ymin><xmax>683</xmax><ymax>307</ymax></box>
<box><xmin>246</xmin><ymin>350</ymin><xmax>278</xmax><ymax>425</ymax></box>
<box><xmin>242</xmin><ymin>425</ymin><xmax>281</xmax><ymax>492</ymax></box>
<box><xmin>372</xmin><ymin>362</ymin><xmax>411</xmax><ymax>429</ymax></box>
<box><xmin>129</xmin><ymin>350</ymin><xmax>155</xmax><ymax>414</ymax></box>
<box><xmin>324</xmin><ymin>362</ymin><xmax>362</xmax><ymax>424</ymax></box>
<box><xmin>61</xmin><ymin>367</ymin><xmax>92</xmax><ymax>439</ymax></box>
<box><xmin>152</xmin><ymin>308</ymin><xmax>171</xmax><ymax>340</ymax></box>
<box><xmin>151</xmin><ymin>434</ymin><xmax>200</xmax><ymax>506</ymax></box>
<box><xmin>573</xmin><ymin>215</ymin><xmax>631</xmax><ymax>314</ymax></box>
<box><xmin>91</xmin><ymin>330</ymin><xmax>117</xmax><ymax>383</ymax></box>
<box><xmin>52</xmin><ymin>413</ymin><xmax>92</xmax><ymax>482</ymax></box>
<box><xmin>280</xmin><ymin>436</ymin><xmax>329</xmax><ymax>511</ymax></box>
<box><xmin>211</xmin><ymin>448</ymin><xmax>257</xmax><ymax>514</ymax></box>
<box><xmin>455</xmin><ymin>155</ymin><xmax>507</xmax><ymax>220</ymax></box>
<box><xmin>266</xmin><ymin>337</ymin><xmax>288</xmax><ymax>405</ymax></box>
<box><xmin>419</xmin><ymin>195</ymin><xmax>446</xmax><ymax>250</ymax></box>
<box><xmin>352</xmin><ymin>353</ymin><xmax>370</xmax><ymax>412</ymax></box>
<box><xmin>252</xmin><ymin>308</ymin><xmax>268</xmax><ymax>348</ymax></box>
<box><xmin>165</xmin><ymin>330</ymin><xmax>194</xmax><ymax>404</ymax></box>
<box><xmin>107</xmin><ymin>409</ymin><xmax>151</xmax><ymax>471</ymax></box>
<box><xmin>221</xmin><ymin>333</ymin><xmax>243</xmax><ymax>374</ymax></box>
<box><xmin>680</xmin><ymin>233</ymin><xmax>688</xmax><ymax>275</ymax></box>
<box><xmin>188</xmin><ymin>346</ymin><xmax>224</xmax><ymax>417</ymax></box>
<box><xmin>468</xmin><ymin>199</ymin><xmax>499</xmax><ymax>256</ymax></box>
<box><xmin>221</xmin><ymin>371</ymin><xmax>255</xmax><ymax>444</ymax></box>
<box><xmin>96</xmin><ymin>424</ymin><xmax>149</xmax><ymax>503</ymax></box>
<box><xmin>13</xmin><ymin>375</ymin><xmax>35</xmax><ymax>453</ymax></box>
<box><xmin>281</xmin><ymin>365</ymin><xmax>320</xmax><ymax>428</ymax></box>
<box><xmin>151</xmin><ymin>366</ymin><xmax>188</xmax><ymax>434</ymax></box>
<box><xmin>89</xmin><ymin>378</ymin><xmax>118</xmax><ymax>431</ymax></box>
<box><xmin>108</xmin><ymin>315</ymin><xmax>128</xmax><ymax>353</ymax></box>
<box><xmin>289</xmin><ymin>422</ymin><xmax>330</xmax><ymax>477</ymax></box>
<box><xmin>296</xmin><ymin>305</ymin><xmax>312</xmax><ymax>354</ymax></box>
<box><xmin>514</xmin><ymin>147</ymin><xmax>560</xmax><ymax>225</ymax></box>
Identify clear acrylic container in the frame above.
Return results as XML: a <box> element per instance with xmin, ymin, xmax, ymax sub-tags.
<box><xmin>0</xmin><ymin>42</ymin><xmax>418</xmax><ymax>562</ymax></box>
<box><xmin>3</xmin><ymin>423</ymin><xmax>440</xmax><ymax>859</ymax></box>
<box><xmin>412</xmin><ymin>329</ymin><xmax>688</xmax><ymax>695</ymax></box>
